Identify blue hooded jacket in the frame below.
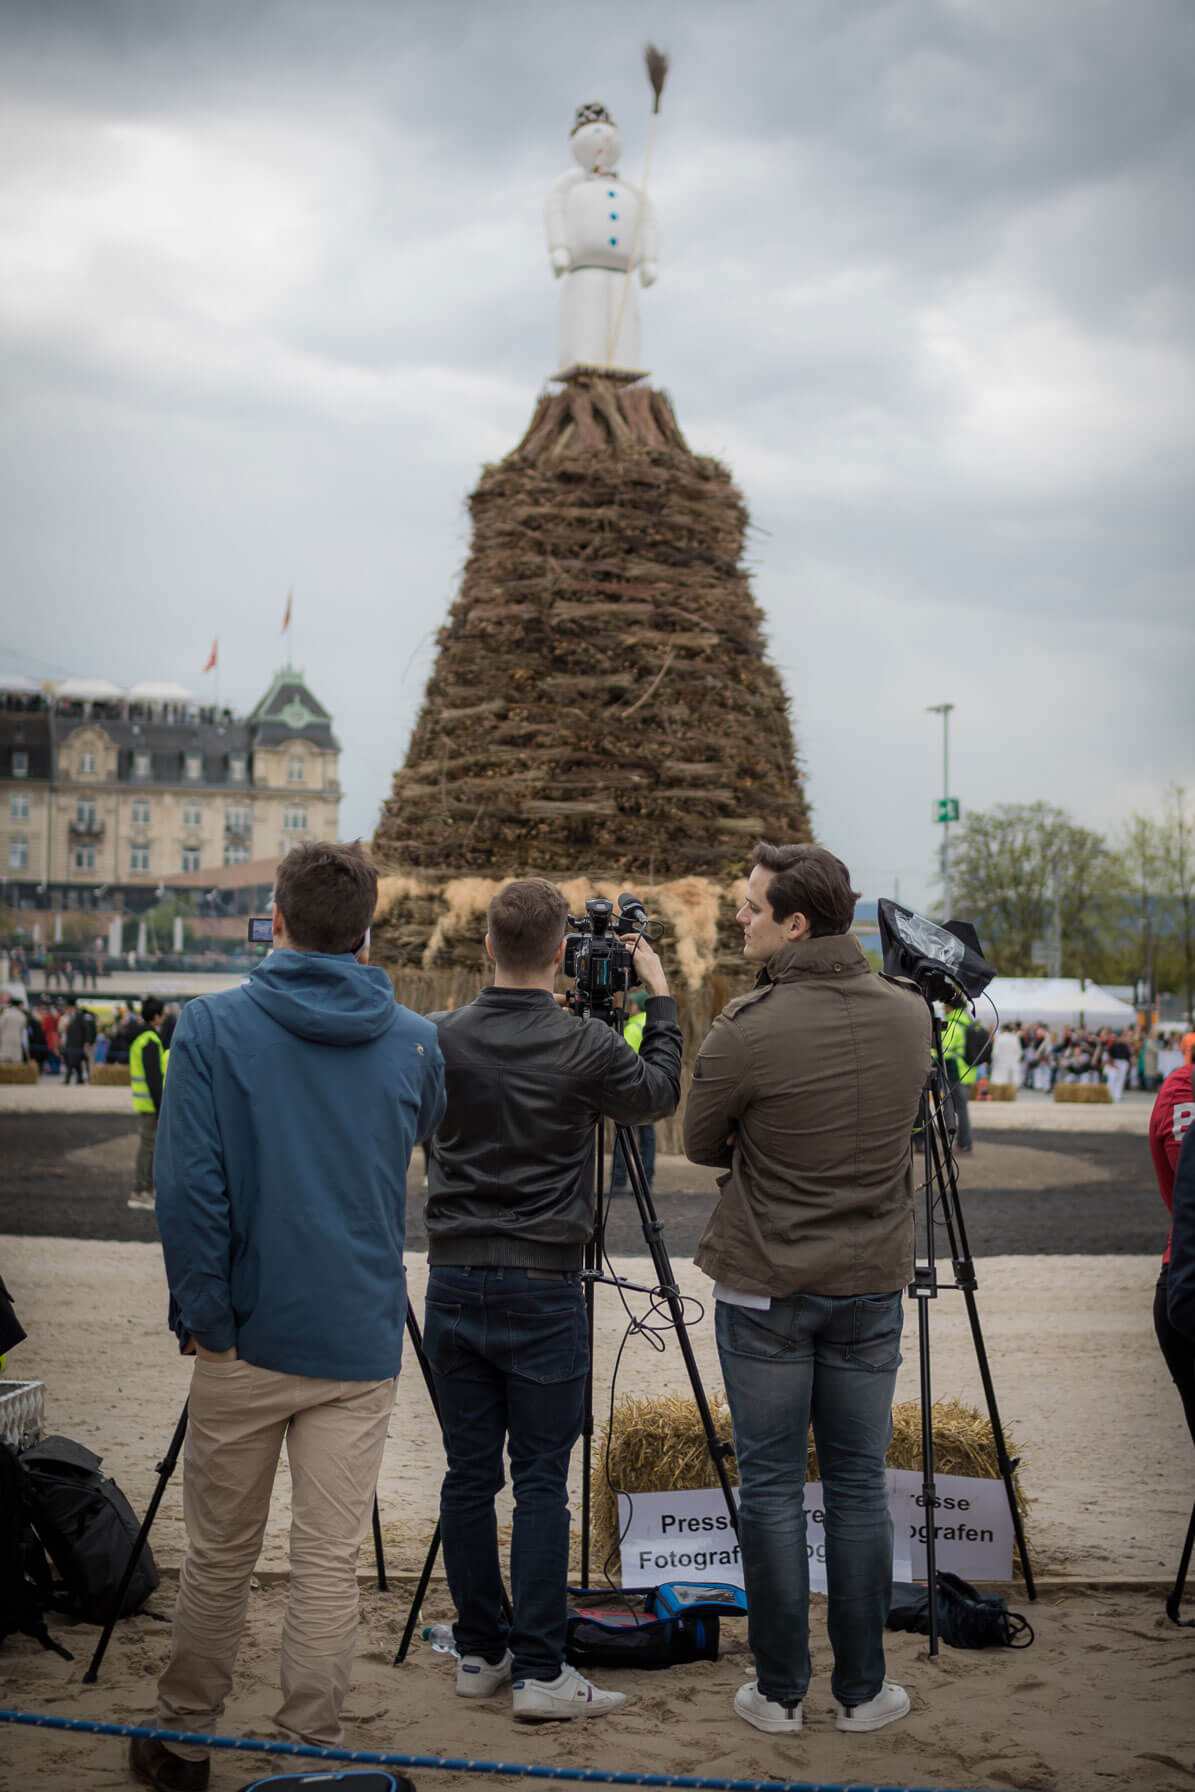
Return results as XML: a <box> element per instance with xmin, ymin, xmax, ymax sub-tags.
<box><xmin>155</xmin><ymin>949</ymin><xmax>445</xmax><ymax>1380</ymax></box>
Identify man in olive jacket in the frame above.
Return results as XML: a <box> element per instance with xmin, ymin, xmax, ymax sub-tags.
<box><xmin>685</xmin><ymin>842</ymin><xmax>930</xmax><ymax>1739</ymax></box>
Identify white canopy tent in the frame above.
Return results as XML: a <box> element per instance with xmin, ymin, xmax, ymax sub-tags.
<box><xmin>0</xmin><ymin>672</ymin><xmax>43</xmax><ymax>694</ymax></box>
<box><xmin>53</xmin><ymin>677</ymin><xmax>125</xmax><ymax>702</ymax></box>
<box><xmin>126</xmin><ymin>682</ymin><xmax>199</xmax><ymax>705</ymax></box>
<box><xmin>980</xmin><ymin>978</ymin><xmax>1137</xmax><ymax>1030</ymax></box>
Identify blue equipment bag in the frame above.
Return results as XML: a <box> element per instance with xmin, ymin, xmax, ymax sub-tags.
<box><xmin>647</xmin><ymin>1581</ymin><xmax>748</xmax><ymax>1621</ymax></box>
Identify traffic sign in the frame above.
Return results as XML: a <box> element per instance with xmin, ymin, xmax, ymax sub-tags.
<box><xmin>935</xmin><ymin>798</ymin><xmax>960</xmax><ymax>824</ymax></box>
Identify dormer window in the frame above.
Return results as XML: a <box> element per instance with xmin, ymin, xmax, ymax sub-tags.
<box><xmin>12</xmin><ymin>751</ymin><xmax>28</xmax><ymax>778</ymax></box>
<box><xmin>79</xmin><ymin>751</ymin><xmax>96</xmax><ymax>775</ymax></box>
<box><xmin>184</xmin><ymin>752</ymin><xmax>203</xmax><ymax>782</ymax></box>
<box><xmin>133</xmin><ymin>749</ymin><xmax>151</xmax><ymax>780</ymax></box>
<box><xmin>287</xmin><ymin>756</ymin><xmax>305</xmax><ymax>784</ymax></box>
<box><xmin>229</xmin><ymin>754</ymin><xmax>247</xmax><ymax>783</ymax></box>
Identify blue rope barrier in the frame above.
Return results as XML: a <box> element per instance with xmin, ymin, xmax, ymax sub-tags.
<box><xmin>0</xmin><ymin>1709</ymin><xmax>959</xmax><ymax>1792</ymax></box>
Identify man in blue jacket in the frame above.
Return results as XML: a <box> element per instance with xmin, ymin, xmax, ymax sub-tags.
<box><xmin>133</xmin><ymin>841</ymin><xmax>444</xmax><ymax>1792</ymax></box>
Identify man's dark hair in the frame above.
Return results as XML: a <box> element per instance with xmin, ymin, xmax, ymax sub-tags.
<box><xmin>141</xmin><ymin>996</ymin><xmax>165</xmax><ymax>1024</ymax></box>
<box><xmin>274</xmin><ymin>840</ymin><xmax>378</xmax><ymax>955</ymax></box>
<box><xmin>487</xmin><ymin>879</ymin><xmax>568</xmax><ymax>973</ymax></box>
<box><xmin>750</xmin><ymin>842</ymin><xmax>860</xmax><ymax>937</ymax></box>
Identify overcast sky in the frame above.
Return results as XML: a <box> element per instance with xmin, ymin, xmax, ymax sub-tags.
<box><xmin>2</xmin><ymin>0</ymin><xmax>1192</xmax><ymax>910</ymax></box>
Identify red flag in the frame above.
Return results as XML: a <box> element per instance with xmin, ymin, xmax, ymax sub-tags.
<box><xmin>282</xmin><ymin>592</ymin><xmax>292</xmax><ymax>633</ymax></box>
<box><xmin>203</xmin><ymin>639</ymin><xmax>218</xmax><ymax>673</ymax></box>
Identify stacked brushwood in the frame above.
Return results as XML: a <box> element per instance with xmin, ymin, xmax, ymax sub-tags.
<box><xmin>371</xmin><ymin>377</ymin><xmax>811</xmax><ymax>977</ymax></box>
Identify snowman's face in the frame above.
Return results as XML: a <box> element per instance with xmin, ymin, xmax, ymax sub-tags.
<box><xmin>571</xmin><ymin>121</ymin><xmax>622</xmax><ymax>174</ymax></box>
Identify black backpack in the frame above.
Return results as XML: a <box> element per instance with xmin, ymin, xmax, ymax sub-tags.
<box><xmin>20</xmin><ymin>1435</ymin><xmax>159</xmax><ymax>1625</ymax></box>
<box><xmin>0</xmin><ymin>1438</ymin><xmax>72</xmax><ymax>1659</ymax></box>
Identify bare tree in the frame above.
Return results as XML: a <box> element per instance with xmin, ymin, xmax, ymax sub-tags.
<box><xmin>1114</xmin><ymin>813</ymin><xmax>1164</xmax><ymax>1005</ymax></box>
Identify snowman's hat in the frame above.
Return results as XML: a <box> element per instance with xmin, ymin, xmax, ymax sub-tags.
<box><xmin>571</xmin><ymin>102</ymin><xmax>616</xmax><ymax>135</ymax></box>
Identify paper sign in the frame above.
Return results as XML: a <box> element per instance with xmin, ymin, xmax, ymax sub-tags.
<box><xmin>617</xmin><ymin>1471</ymin><xmax>1013</xmax><ymax>1592</ymax></box>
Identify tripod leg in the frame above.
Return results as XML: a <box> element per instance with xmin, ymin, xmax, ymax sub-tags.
<box><xmin>394</xmin><ymin>1521</ymin><xmax>443</xmax><ymax>1664</ymax></box>
<box><xmin>1165</xmin><ymin>1494</ymin><xmax>1195</xmax><ymax>1627</ymax></box>
<box><xmin>614</xmin><ymin>1125</ymin><xmax>739</xmax><ymax>1535</ymax></box>
<box><xmin>84</xmin><ymin>1400</ymin><xmax>189</xmax><ymax>1684</ymax></box>
<box><xmin>372</xmin><ymin>1496</ymin><xmax>388</xmax><ymax>1593</ymax></box>
<box><xmin>926</xmin><ymin>1086</ymin><xmax>1037</xmax><ymax>1600</ymax></box>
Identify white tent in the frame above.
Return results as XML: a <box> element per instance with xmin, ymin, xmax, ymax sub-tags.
<box><xmin>981</xmin><ymin>978</ymin><xmax>1137</xmax><ymax>1030</ymax></box>
<box><xmin>127</xmin><ymin>681</ymin><xmax>199</xmax><ymax>705</ymax></box>
<box><xmin>54</xmin><ymin>677</ymin><xmax>125</xmax><ymax>701</ymax></box>
<box><xmin>0</xmin><ymin>672</ymin><xmax>43</xmax><ymax>694</ymax></box>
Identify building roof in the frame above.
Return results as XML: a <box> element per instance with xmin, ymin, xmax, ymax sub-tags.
<box><xmin>247</xmin><ymin>667</ymin><xmax>339</xmax><ymax>750</ymax></box>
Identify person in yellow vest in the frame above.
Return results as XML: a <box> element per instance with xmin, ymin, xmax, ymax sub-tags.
<box><xmin>128</xmin><ymin>996</ymin><xmax>168</xmax><ymax>1212</ymax></box>
<box><xmin>941</xmin><ymin>998</ymin><xmax>976</xmax><ymax>1155</ymax></box>
<box><xmin>611</xmin><ymin>991</ymin><xmax>657</xmax><ymax>1194</ymax></box>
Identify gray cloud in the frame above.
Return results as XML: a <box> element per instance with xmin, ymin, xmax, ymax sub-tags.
<box><xmin>1</xmin><ymin>0</ymin><xmax>1192</xmax><ymax>911</ymax></box>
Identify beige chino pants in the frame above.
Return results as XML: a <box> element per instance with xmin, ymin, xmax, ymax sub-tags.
<box><xmin>157</xmin><ymin>1357</ymin><xmax>396</xmax><ymax>1756</ymax></box>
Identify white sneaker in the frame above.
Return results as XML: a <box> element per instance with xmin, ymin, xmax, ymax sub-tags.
<box><xmin>457</xmin><ymin>1649</ymin><xmax>513</xmax><ymax>1698</ymax></box>
<box><xmin>734</xmin><ymin>1682</ymin><xmax>803</xmax><ymax>1733</ymax></box>
<box><xmin>512</xmin><ymin>1665</ymin><xmax>628</xmax><ymax>1722</ymax></box>
<box><xmin>127</xmin><ymin>1192</ymin><xmax>155</xmax><ymax>1211</ymax></box>
<box><xmin>836</xmin><ymin>1680</ymin><xmax>910</xmax><ymax>1732</ymax></box>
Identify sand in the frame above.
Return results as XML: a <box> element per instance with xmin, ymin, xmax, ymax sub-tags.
<box><xmin>1</xmin><ymin>1237</ymin><xmax>1193</xmax><ymax>1790</ymax></box>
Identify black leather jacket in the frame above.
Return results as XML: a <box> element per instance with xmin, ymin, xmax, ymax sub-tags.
<box><xmin>426</xmin><ymin>987</ymin><xmax>683</xmax><ymax>1270</ymax></box>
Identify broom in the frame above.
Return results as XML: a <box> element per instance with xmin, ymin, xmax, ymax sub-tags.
<box><xmin>604</xmin><ymin>44</ymin><xmax>670</xmax><ymax>370</ymax></box>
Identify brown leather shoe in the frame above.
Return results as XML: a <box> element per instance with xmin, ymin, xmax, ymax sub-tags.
<box><xmin>129</xmin><ymin>1734</ymin><xmax>210</xmax><ymax>1791</ymax></box>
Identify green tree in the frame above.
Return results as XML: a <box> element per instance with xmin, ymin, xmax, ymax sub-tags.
<box><xmin>1159</xmin><ymin>784</ymin><xmax>1195</xmax><ymax>1020</ymax></box>
<box><xmin>950</xmin><ymin>802</ymin><xmax>1117</xmax><ymax>977</ymax></box>
<box><xmin>1113</xmin><ymin>812</ymin><xmax>1165</xmax><ymax>1004</ymax></box>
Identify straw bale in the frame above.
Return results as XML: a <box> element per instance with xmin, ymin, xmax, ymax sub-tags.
<box><xmin>374</xmin><ymin>874</ymin><xmax>426</xmax><ymax>924</ymax></box>
<box><xmin>591</xmin><ymin>1392</ymin><xmax>1027</xmax><ymax>1579</ymax></box>
<box><xmin>1053</xmin><ymin>1083</ymin><xmax>1112</xmax><ymax>1104</ymax></box>
<box><xmin>0</xmin><ymin>1063</ymin><xmax>39</xmax><ymax>1084</ymax></box>
<box><xmin>986</xmin><ymin>1084</ymin><xmax>1017</xmax><ymax>1102</ymax></box>
<box><xmin>421</xmin><ymin>877</ymin><xmax>503</xmax><ymax>969</ymax></box>
<box><xmin>654</xmin><ymin>878</ymin><xmax>722</xmax><ymax>993</ymax></box>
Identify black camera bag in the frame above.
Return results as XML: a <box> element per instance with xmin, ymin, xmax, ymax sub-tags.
<box><xmin>21</xmin><ymin>1434</ymin><xmax>159</xmax><ymax>1624</ymax></box>
<box><xmin>888</xmin><ymin>1570</ymin><xmax>1033</xmax><ymax>1649</ymax></box>
<box><xmin>0</xmin><ymin>1438</ymin><xmax>72</xmax><ymax>1658</ymax></box>
<box><xmin>564</xmin><ymin>1587</ymin><xmax>720</xmax><ymax>1671</ymax></box>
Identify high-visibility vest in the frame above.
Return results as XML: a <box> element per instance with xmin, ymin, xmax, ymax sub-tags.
<box><xmin>129</xmin><ymin>1028</ymin><xmax>166</xmax><ymax>1114</ymax></box>
<box><xmin>941</xmin><ymin>1010</ymin><xmax>978</xmax><ymax>1087</ymax></box>
<box><xmin>623</xmin><ymin>1011</ymin><xmax>645</xmax><ymax>1054</ymax></box>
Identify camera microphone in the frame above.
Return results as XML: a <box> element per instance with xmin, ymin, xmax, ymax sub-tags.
<box><xmin>618</xmin><ymin>892</ymin><xmax>647</xmax><ymax>923</ymax></box>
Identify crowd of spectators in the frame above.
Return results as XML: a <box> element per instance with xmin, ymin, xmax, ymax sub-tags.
<box><xmin>0</xmin><ymin>996</ymin><xmax>179</xmax><ymax>1080</ymax></box>
<box><xmin>978</xmin><ymin>1022</ymin><xmax>1194</xmax><ymax>1100</ymax></box>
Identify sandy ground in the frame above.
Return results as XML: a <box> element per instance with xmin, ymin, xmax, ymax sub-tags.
<box><xmin>1</xmin><ymin>1239</ymin><xmax>1193</xmax><ymax>1790</ymax></box>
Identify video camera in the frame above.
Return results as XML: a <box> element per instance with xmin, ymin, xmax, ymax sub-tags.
<box><xmin>563</xmin><ymin>892</ymin><xmax>658</xmax><ymax>1024</ymax></box>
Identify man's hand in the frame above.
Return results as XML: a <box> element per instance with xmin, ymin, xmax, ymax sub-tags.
<box><xmin>624</xmin><ymin>935</ymin><xmax>669</xmax><ymax>998</ymax></box>
<box><xmin>181</xmin><ymin>1336</ymin><xmax>237</xmax><ymax>1362</ymax></box>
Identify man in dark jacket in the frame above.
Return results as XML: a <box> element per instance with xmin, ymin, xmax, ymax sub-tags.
<box><xmin>133</xmin><ymin>842</ymin><xmax>445</xmax><ymax>1792</ymax></box>
<box><xmin>424</xmin><ymin>878</ymin><xmax>681</xmax><ymax>1723</ymax></box>
<box><xmin>685</xmin><ymin>842</ymin><xmax>930</xmax><ymax>1740</ymax></box>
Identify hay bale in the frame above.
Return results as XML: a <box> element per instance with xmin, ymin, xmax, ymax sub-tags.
<box><xmin>986</xmin><ymin>1084</ymin><xmax>1017</xmax><ymax>1102</ymax></box>
<box><xmin>0</xmin><ymin>1063</ymin><xmax>38</xmax><ymax>1084</ymax></box>
<box><xmin>90</xmin><ymin>1064</ymin><xmax>131</xmax><ymax>1087</ymax></box>
<box><xmin>592</xmin><ymin>1392</ymin><xmax>1026</xmax><ymax>1580</ymax></box>
<box><xmin>1053</xmin><ymin>1082</ymin><xmax>1112</xmax><ymax>1104</ymax></box>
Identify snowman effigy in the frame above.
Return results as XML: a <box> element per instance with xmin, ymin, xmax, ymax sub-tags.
<box><xmin>545</xmin><ymin>53</ymin><xmax>668</xmax><ymax>378</ymax></box>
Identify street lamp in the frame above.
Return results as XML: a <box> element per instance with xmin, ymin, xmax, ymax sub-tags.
<box><xmin>927</xmin><ymin>704</ymin><xmax>956</xmax><ymax>918</ymax></box>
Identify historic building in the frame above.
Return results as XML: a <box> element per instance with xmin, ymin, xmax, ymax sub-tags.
<box><xmin>0</xmin><ymin>669</ymin><xmax>340</xmax><ymax>911</ymax></box>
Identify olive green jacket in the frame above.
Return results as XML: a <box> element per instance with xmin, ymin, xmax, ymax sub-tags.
<box><xmin>686</xmin><ymin>934</ymin><xmax>931</xmax><ymax>1298</ymax></box>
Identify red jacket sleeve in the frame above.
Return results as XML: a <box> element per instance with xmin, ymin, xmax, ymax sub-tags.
<box><xmin>1150</xmin><ymin>1066</ymin><xmax>1195</xmax><ymax>1263</ymax></box>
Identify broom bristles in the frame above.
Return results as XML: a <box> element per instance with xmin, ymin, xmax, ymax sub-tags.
<box><xmin>645</xmin><ymin>44</ymin><xmax>669</xmax><ymax>111</ymax></box>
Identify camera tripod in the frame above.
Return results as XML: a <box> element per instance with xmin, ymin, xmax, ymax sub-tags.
<box><xmin>910</xmin><ymin>1011</ymin><xmax>1037</xmax><ymax>1654</ymax></box>
<box><xmin>393</xmin><ymin>1107</ymin><xmax>739</xmax><ymax>1661</ymax></box>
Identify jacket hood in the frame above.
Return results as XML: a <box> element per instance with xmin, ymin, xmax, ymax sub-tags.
<box><xmin>244</xmin><ymin>949</ymin><xmax>398</xmax><ymax>1046</ymax></box>
<box><xmin>761</xmin><ymin>933</ymin><xmax>869</xmax><ymax>984</ymax></box>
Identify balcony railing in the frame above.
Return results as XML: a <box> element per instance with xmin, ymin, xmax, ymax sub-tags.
<box><xmin>68</xmin><ymin>819</ymin><xmax>106</xmax><ymax>841</ymax></box>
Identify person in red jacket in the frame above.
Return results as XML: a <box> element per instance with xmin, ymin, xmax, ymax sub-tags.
<box><xmin>1149</xmin><ymin>1063</ymin><xmax>1195</xmax><ymax>1443</ymax></box>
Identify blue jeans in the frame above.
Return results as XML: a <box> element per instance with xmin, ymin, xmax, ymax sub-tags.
<box><xmin>611</xmin><ymin>1123</ymin><xmax>656</xmax><ymax>1191</ymax></box>
<box><xmin>716</xmin><ymin>1289</ymin><xmax>903</xmax><ymax>1708</ymax></box>
<box><xmin>423</xmin><ymin>1267</ymin><xmax>588</xmax><ymax>1682</ymax></box>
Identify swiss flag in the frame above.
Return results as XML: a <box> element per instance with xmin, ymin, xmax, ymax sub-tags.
<box><xmin>203</xmin><ymin>639</ymin><xmax>218</xmax><ymax>673</ymax></box>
